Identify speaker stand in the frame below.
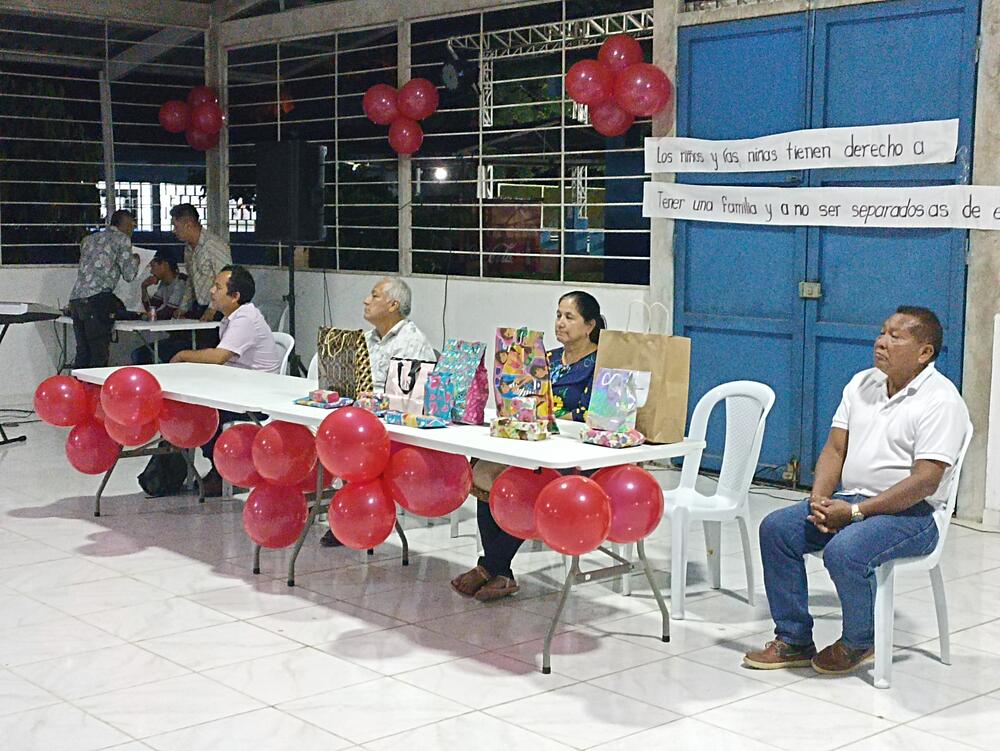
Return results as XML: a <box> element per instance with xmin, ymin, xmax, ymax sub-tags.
<box><xmin>282</xmin><ymin>244</ymin><xmax>306</xmax><ymax>377</ymax></box>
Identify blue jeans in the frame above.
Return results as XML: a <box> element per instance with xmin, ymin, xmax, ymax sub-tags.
<box><xmin>759</xmin><ymin>495</ymin><xmax>938</xmax><ymax>650</ymax></box>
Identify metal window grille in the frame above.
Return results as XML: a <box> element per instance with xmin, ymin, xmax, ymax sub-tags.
<box><xmin>0</xmin><ymin>11</ymin><xmax>205</xmax><ymax>266</ymax></box>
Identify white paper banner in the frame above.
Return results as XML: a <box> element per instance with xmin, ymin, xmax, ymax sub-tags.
<box><xmin>643</xmin><ymin>182</ymin><xmax>1000</xmax><ymax>230</ymax></box>
<box><xmin>644</xmin><ymin>119</ymin><xmax>958</xmax><ymax>174</ymax></box>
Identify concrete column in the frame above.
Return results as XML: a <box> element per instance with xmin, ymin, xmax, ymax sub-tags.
<box><xmin>960</xmin><ymin>0</ymin><xmax>1000</xmax><ymax>524</ymax></box>
<box><xmin>397</xmin><ymin>19</ymin><xmax>412</xmax><ymax>276</ymax></box>
<box><xmin>205</xmin><ymin>14</ymin><xmax>229</xmax><ymax>242</ymax></box>
<box><xmin>648</xmin><ymin>0</ymin><xmax>679</xmax><ymax>330</ymax></box>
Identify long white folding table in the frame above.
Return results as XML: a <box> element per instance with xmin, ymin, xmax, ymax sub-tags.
<box><xmin>56</xmin><ymin>316</ymin><xmax>220</xmax><ymax>370</ymax></box>
<box><xmin>73</xmin><ymin>363</ymin><xmax>705</xmax><ymax>672</ymax></box>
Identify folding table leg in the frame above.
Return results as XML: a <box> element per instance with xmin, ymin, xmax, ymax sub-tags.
<box><xmin>252</xmin><ymin>544</ymin><xmax>262</xmax><ymax>575</ymax></box>
<box><xmin>637</xmin><ymin>539</ymin><xmax>670</xmax><ymax>642</ymax></box>
<box><xmin>394</xmin><ymin>519</ymin><xmax>409</xmax><ymax>566</ymax></box>
<box><xmin>93</xmin><ymin>458</ymin><xmax>120</xmax><ymax>517</ymax></box>
<box><xmin>287</xmin><ymin>491</ymin><xmax>325</xmax><ymax>586</ymax></box>
<box><xmin>542</xmin><ymin>555</ymin><xmax>578</xmax><ymax>674</ymax></box>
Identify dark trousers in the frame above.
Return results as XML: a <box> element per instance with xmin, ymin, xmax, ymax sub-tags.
<box><xmin>131</xmin><ymin>335</ymin><xmax>189</xmax><ymax>365</ymax></box>
<box><xmin>477</xmin><ymin>500</ymin><xmax>525</xmax><ymax>579</ymax></box>
<box><xmin>69</xmin><ymin>291</ymin><xmax>121</xmax><ymax>368</ymax></box>
<box><xmin>188</xmin><ymin>303</ymin><xmax>222</xmax><ymax>349</ymax></box>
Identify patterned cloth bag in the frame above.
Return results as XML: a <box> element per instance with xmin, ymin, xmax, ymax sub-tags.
<box><xmin>317</xmin><ymin>327</ymin><xmax>373</xmax><ymax>399</ymax></box>
<box><xmin>434</xmin><ymin>339</ymin><xmax>488</xmax><ymax>425</ymax></box>
<box><xmin>384</xmin><ymin>357</ymin><xmax>436</xmax><ymax>415</ymax></box>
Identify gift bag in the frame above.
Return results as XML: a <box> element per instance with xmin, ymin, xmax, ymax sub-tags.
<box><xmin>434</xmin><ymin>339</ymin><xmax>488</xmax><ymax>425</ymax></box>
<box><xmin>593</xmin><ymin>302</ymin><xmax>690</xmax><ymax>444</ymax></box>
<box><xmin>317</xmin><ymin>327</ymin><xmax>373</xmax><ymax>399</ymax></box>
<box><xmin>493</xmin><ymin>327</ymin><xmax>556</xmax><ymax>430</ymax></box>
<box><xmin>423</xmin><ymin>372</ymin><xmax>454</xmax><ymax>420</ymax></box>
<box><xmin>585</xmin><ymin>367</ymin><xmax>651</xmax><ymax>433</ymax></box>
<box><xmin>384</xmin><ymin>357</ymin><xmax>435</xmax><ymax>415</ymax></box>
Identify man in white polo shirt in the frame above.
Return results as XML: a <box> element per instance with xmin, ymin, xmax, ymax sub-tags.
<box><xmin>744</xmin><ymin>306</ymin><xmax>968</xmax><ymax>676</ymax></box>
<box><xmin>171</xmin><ymin>264</ymin><xmax>280</xmax><ymax>494</ymax></box>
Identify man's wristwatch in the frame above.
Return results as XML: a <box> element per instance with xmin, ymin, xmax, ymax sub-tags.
<box><xmin>850</xmin><ymin>503</ymin><xmax>865</xmax><ymax>524</ymax></box>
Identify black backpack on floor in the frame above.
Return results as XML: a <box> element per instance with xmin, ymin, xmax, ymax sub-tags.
<box><xmin>137</xmin><ymin>443</ymin><xmax>188</xmax><ymax>497</ymax></box>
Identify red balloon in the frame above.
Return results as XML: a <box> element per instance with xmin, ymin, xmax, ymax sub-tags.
<box><xmin>590</xmin><ymin>100</ymin><xmax>635</xmax><ymax>137</ymax></box>
<box><xmin>296</xmin><ymin>465</ymin><xmax>334</xmax><ymax>495</ymax></box>
<box><xmin>384</xmin><ymin>446</ymin><xmax>472</xmax><ymax>518</ymax></box>
<box><xmin>105</xmin><ymin>417</ymin><xmax>158</xmax><ymax>447</ymax></box>
<box><xmin>598</xmin><ymin>34</ymin><xmax>644</xmax><ymax>74</ymax></box>
<box><xmin>251</xmin><ymin>420</ymin><xmax>317</xmax><ymax>486</ymax></box>
<box><xmin>82</xmin><ymin>383</ymin><xmax>106</xmax><ymax>424</ymax></box>
<box><xmin>327</xmin><ymin>478</ymin><xmax>396</xmax><ymax>550</ymax></box>
<box><xmin>215</xmin><ymin>423</ymin><xmax>263</xmax><ymax>487</ymax></box>
<box><xmin>34</xmin><ymin>376</ymin><xmax>88</xmax><ymax>427</ymax></box>
<box><xmin>190</xmin><ymin>102</ymin><xmax>224</xmax><ymax>135</ymax></box>
<box><xmin>101</xmin><ymin>368</ymin><xmax>163</xmax><ymax>427</ymax></box>
<box><xmin>489</xmin><ymin>467</ymin><xmax>562</xmax><ymax>539</ymax></box>
<box><xmin>185</xmin><ymin>128</ymin><xmax>219</xmax><ymax>151</ymax></box>
<box><xmin>158</xmin><ymin>100</ymin><xmax>190</xmax><ymax>133</ymax></box>
<box><xmin>158</xmin><ymin>399</ymin><xmax>219</xmax><ymax>449</ymax></box>
<box><xmin>66</xmin><ymin>420</ymin><xmax>120</xmax><ymax>475</ymax></box>
<box><xmin>316</xmin><ymin>407</ymin><xmax>390</xmax><ymax>483</ymax></box>
<box><xmin>592</xmin><ymin>465</ymin><xmax>664</xmax><ymax>544</ymax></box>
<box><xmin>613</xmin><ymin>63</ymin><xmax>673</xmax><ymax>117</ymax></box>
<box><xmin>397</xmin><ymin>78</ymin><xmax>439</xmax><ymax>121</ymax></box>
<box><xmin>243</xmin><ymin>483</ymin><xmax>308</xmax><ymax>549</ymax></box>
<box><xmin>535</xmin><ymin>476</ymin><xmax>612</xmax><ymax>556</ymax></box>
<box><xmin>362</xmin><ymin>83</ymin><xmax>399</xmax><ymax>125</ymax></box>
<box><xmin>565</xmin><ymin>59</ymin><xmax>614</xmax><ymax>106</ymax></box>
<box><xmin>388</xmin><ymin>117</ymin><xmax>423</xmax><ymax>155</ymax></box>
<box><xmin>187</xmin><ymin>85</ymin><xmax>218</xmax><ymax>109</ymax></box>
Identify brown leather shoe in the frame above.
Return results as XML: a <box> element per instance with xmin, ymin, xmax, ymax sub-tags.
<box><xmin>201</xmin><ymin>468</ymin><xmax>223</xmax><ymax>498</ymax></box>
<box><xmin>451</xmin><ymin>565</ymin><xmax>491</xmax><ymax>597</ymax></box>
<box><xmin>743</xmin><ymin>639</ymin><xmax>817</xmax><ymax>670</ymax></box>
<box><xmin>474</xmin><ymin>574</ymin><xmax>519</xmax><ymax>602</ymax></box>
<box><xmin>811</xmin><ymin>640</ymin><xmax>875</xmax><ymax>675</ymax></box>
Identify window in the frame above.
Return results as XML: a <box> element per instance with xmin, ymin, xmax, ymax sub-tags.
<box><xmin>0</xmin><ymin>12</ymin><xmax>205</xmax><ymax>266</ymax></box>
<box><xmin>227</xmin><ymin>26</ymin><xmax>399</xmax><ymax>270</ymax></box>
<box><xmin>410</xmin><ymin>0</ymin><xmax>653</xmax><ymax>284</ymax></box>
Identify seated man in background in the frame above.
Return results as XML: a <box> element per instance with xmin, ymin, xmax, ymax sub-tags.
<box><xmin>171</xmin><ymin>264</ymin><xmax>280</xmax><ymax>495</ymax></box>
<box><xmin>744</xmin><ymin>306</ymin><xmax>968</xmax><ymax>675</ymax></box>
<box><xmin>131</xmin><ymin>251</ymin><xmax>190</xmax><ymax>365</ymax></box>
<box><xmin>319</xmin><ymin>275</ymin><xmax>435</xmax><ymax>548</ymax></box>
<box><xmin>363</xmin><ymin>276</ymin><xmax>436</xmax><ymax>387</ymax></box>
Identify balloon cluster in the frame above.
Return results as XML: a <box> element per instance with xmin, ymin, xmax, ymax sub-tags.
<box><xmin>34</xmin><ymin>370</ymin><xmax>219</xmax><ymax>476</ymax></box>
<box><xmin>217</xmin><ymin>407</ymin><xmax>472</xmax><ymax>550</ymax></box>
<box><xmin>565</xmin><ymin>34</ymin><xmax>674</xmax><ymax>137</ymax></box>
<box><xmin>158</xmin><ymin>86</ymin><xmax>226</xmax><ymax>152</ymax></box>
<box><xmin>490</xmin><ymin>464</ymin><xmax>663</xmax><ymax>555</ymax></box>
<box><xmin>362</xmin><ymin>78</ymin><xmax>439</xmax><ymax>155</ymax></box>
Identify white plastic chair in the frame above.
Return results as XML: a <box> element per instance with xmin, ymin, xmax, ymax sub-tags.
<box><xmin>819</xmin><ymin>420</ymin><xmax>973</xmax><ymax>689</ymax></box>
<box><xmin>625</xmin><ymin>381</ymin><xmax>775</xmax><ymax>619</ymax></box>
<box><xmin>276</xmin><ymin>304</ymin><xmax>290</xmax><ymax>334</ymax></box>
<box><xmin>306</xmin><ymin>352</ymin><xmax>319</xmax><ymax>383</ymax></box>
<box><xmin>272</xmin><ymin>332</ymin><xmax>294</xmax><ymax>375</ymax></box>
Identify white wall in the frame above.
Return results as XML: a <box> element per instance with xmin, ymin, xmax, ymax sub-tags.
<box><xmin>0</xmin><ymin>264</ymin><xmax>651</xmax><ymax>406</ymax></box>
<box><xmin>251</xmin><ymin>268</ymin><xmax>652</xmax><ymax>370</ymax></box>
<box><xmin>0</xmin><ymin>267</ymin><xmax>77</xmax><ymax>406</ymax></box>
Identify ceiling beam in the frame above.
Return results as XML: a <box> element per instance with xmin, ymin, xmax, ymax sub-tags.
<box><xmin>0</xmin><ymin>0</ymin><xmax>212</xmax><ymax>29</ymax></box>
<box><xmin>221</xmin><ymin>0</ymin><xmax>538</xmax><ymax>49</ymax></box>
<box><xmin>105</xmin><ymin>1</ymin><xmax>270</xmax><ymax>81</ymax></box>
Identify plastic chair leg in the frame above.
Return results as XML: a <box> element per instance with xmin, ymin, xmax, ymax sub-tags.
<box><xmin>670</xmin><ymin>507</ymin><xmax>690</xmax><ymax>620</ymax></box>
<box><xmin>449</xmin><ymin>510</ymin><xmax>460</xmax><ymax>538</ymax></box>
<box><xmin>703</xmin><ymin>520</ymin><xmax>722</xmax><ymax>590</ymax></box>
<box><xmin>873</xmin><ymin>562</ymin><xmax>895</xmax><ymax>689</ymax></box>
<box><xmin>621</xmin><ymin>542</ymin><xmax>634</xmax><ymax>596</ymax></box>
<box><xmin>737</xmin><ymin>514</ymin><xmax>757</xmax><ymax>606</ymax></box>
<box><xmin>929</xmin><ymin>565</ymin><xmax>951</xmax><ymax>665</ymax></box>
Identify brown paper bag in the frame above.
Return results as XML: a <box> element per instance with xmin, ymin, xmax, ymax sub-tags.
<box><xmin>593</xmin><ymin>328</ymin><xmax>690</xmax><ymax>444</ymax></box>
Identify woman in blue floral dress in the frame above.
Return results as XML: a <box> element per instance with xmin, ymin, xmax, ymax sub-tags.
<box><xmin>451</xmin><ymin>291</ymin><xmax>605</xmax><ymax>601</ymax></box>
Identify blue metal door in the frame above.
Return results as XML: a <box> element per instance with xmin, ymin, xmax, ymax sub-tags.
<box><xmin>674</xmin><ymin>0</ymin><xmax>978</xmax><ymax>484</ymax></box>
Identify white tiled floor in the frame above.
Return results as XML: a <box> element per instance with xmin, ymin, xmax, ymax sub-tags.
<box><xmin>2</xmin><ymin>420</ymin><xmax>1000</xmax><ymax>749</ymax></box>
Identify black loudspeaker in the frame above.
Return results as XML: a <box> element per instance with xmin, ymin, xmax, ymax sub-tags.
<box><xmin>254</xmin><ymin>141</ymin><xmax>327</xmax><ymax>243</ymax></box>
